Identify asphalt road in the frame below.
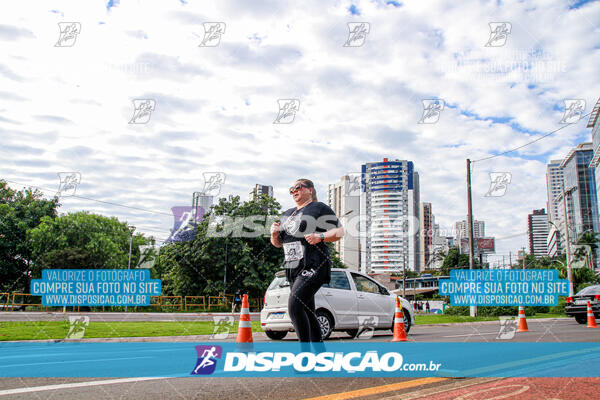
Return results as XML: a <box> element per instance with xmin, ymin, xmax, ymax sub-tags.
<box><xmin>2</xmin><ymin>313</ymin><xmax>597</xmax><ymax>343</ymax></box>
<box><xmin>1</xmin><ymin>315</ymin><xmax>599</xmax><ymax>399</ymax></box>
<box><xmin>2</xmin><ymin>376</ymin><xmax>599</xmax><ymax>399</ymax></box>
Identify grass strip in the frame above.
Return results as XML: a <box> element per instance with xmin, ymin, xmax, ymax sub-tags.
<box><xmin>414</xmin><ymin>313</ymin><xmax>565</xmax><ymax>325</ymax></box>
<box><xmin>1</xmin><ymin>314</ymin><xmax>567</xmax><ymax>341</ymax></box>
<box><xmin>0</xmin><ymin>321</ymin><xmax>264</xmax><ymax>341</ymax></box>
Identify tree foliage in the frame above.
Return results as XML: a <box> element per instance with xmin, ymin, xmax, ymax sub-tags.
<box><xmin>155</xmin><ymin>195</ymin><xmax>347</xmax><ymax>298</ymax></box>
<box><xmin>519</xmin><ymin>253</ymin><xmax>599</xmax><ymax>293</ymax></box>
<box><xmin>437</xmin><ymin>247</ymin><xmax>480</xmax><ymax>276</ymax></box>
<box><xmin>573</xmin><ymin>231</ymin><xmax>599</xmax><ymax>269</ymax></box>
<box><xmin>28</xmin><ymin>211</ymin><xmax>152</xmax><ymax>276</ymax></box>
<box><xmin>155</xmin><ymin>195</ymin><xmax>283</xmax><ymax>298</ymax></box>
<box><xmin>0</xmin><ymin>181</ymin><xmax>59</xmax><ymax>292</ymax></box>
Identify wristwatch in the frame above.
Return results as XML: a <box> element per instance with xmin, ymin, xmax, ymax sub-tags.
<box><xmin>319</xmin><ymin>233</ymin><xmax>325</xmax><ymax>242</ymax></box>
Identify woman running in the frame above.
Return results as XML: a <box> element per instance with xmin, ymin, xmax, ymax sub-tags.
<box><xmin>270</xmin><ymin>179</ymin><xmax>344</xmax><ymax>342</ymax></box>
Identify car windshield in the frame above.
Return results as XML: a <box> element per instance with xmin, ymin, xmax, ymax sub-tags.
<box><xmin>576</xmin><ymin>285</ymin><xmax>600</xmax><ymax>296</ymax></box>
<box><xmin>268</xmin><ymin>276</ymin><xmax>289</xmax><ymax>290</ymax></box>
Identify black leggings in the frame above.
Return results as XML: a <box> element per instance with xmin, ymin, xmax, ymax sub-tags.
<box><xmin>288</xmin><ymin>268</ymin><xmax>325</xmax><ymax>342</ymax></box>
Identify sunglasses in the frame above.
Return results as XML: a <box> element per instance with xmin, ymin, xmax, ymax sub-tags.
<box><xmin>289</xmin><ymin>183</ymin><xmax>308</xmax><ymax>194</ymax></box>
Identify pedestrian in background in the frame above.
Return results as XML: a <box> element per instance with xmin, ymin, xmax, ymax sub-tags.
<box><xmin>232</xmin><ymin>289</ymin><xmax>242</xmax><ymax>314</ymax></box>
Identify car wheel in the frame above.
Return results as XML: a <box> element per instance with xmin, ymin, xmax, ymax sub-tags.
<box><xmin>391</xmin><ymin>309</ymin><xmax>411</xmax><ymax>334</ymax></box>
<box><xmin>345</xmin><ymin>329</ymin><xmax>359</xmax><ymax>338</ymax></box>
<box><xmin>575</xmin><ymin>315</ymin><xmax>587</xmax><ymax>324</ymax></box>
<box><xmin>316</xmin><ymin>310</ymin><xmax>333</xmax><ymax>340</ymax></box>
<box><xmin>265</xmin><ymin>330</ymin><xmax>288</xmax><ymax>340</ymax></box>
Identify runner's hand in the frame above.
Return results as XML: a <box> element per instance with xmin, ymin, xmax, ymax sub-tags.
<box><xmin>270</xmin><ymin>221</ymin><xmax>281</xmax><ymax>235</ymax></box>
<box><xmin>304</xmin><ymin>233</ymin><xmax>321</xmax><ymax>245</ymax></box>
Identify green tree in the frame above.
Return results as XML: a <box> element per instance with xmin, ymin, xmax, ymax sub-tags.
<box><xmin>0</xmin><ymin>181</ymin><xmax>59</xmax><ymax>292</ymax></box>
<box><xmin>155</xmin><ymin>195</ymin><xmax>347</xmax><ymax>298</ymax></box>
<box><xmin>520</xmin><ymin>254</ymin><xmax>557</xmax><ymax>269</ymax></box>
<box><xmin>520</xmin><ymin>253</ymin><xmax>599</xmax><ymax>293</ymax></box>
<box><xmin>327</xmin><ymin>242</ymin><xmax>346</xmax><ymax>269</ymax></box>
<box><xmin>439</xmin><ymin>247</ymin><xmax>479</xmax><ymax>276</ymax></box>
<box><xmin>28</xmin><ymin>211</ymin><xmax>152</xmax><ymax>277</ymax></box>
<box><xmin>156</xmin><ymin>195</ymin><xmax>284</xmax><ymax>298</ymax></box>
<box><xmin>573</xmin><ymin>231</ymin><xmax>598</xmax><ymax>269</ymax></box>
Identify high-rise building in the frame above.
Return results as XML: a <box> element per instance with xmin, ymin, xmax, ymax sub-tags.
<box><xmin>327</xmin><ymin>174</ymin><xmax>361</xmax><ymax>271</ymax></box>
<box><xmin>561</xmin><ymin>142</ymin><xmax>599</xmax><ymax>237</ymax></box>
<box><xmin>589</xmin><ymin>98</ymin><xmax>600</xmax><ymax>197</ymax></box>
<box><xmin>455</xmin><ymin>219</ymin><xmax>485</xmax><ymax>240</ymax></box>
<box><xmin>587</xmin><ymin>99</ymin><xmax>600</xmax><ymax>269</ymax></box>
<box><xmin>420</xmin><ymin>202</ymin><xmax>434</xmax><ymax>270</ymax></box>
<box><xmin>546</xmin><ymin>160</ymin><xmax>565</xmax><ymax>225</ymax></box>
<box><xmin>528</xmin><ymin>208</ymin><xmax>549</xmax><ymax>257</ymax></box>
<box><xmin>431</xmin><ymin>235</ymin><xmax>454</xmax><ymax>269</ymax></box>
<box><xmin>192</xmin><ymin>191</ymin><xmax>213</xmax><ymax>219</ymax></box>
<box><xmin>455</xmin><ymin>219</ymin><xmax>495</xmax><ymax>262</ymax></box>
<box><xmin>250</xmin><ymin>184</ymin><xmax>273</xmax><ymax>200</ymax></box>
<box><xmin>359</xmin><ymin>158</ymin><xmax>420</xmax><ymax>273</ymax></box>
<box><xmin>547</xmin><ymin>225</ymin><xmax>561</xmax><ymax>257</ymax></box>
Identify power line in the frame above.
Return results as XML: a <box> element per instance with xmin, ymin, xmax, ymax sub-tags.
<box><xmin>3</xmin><ymin>179</ymin><xmax>172</xmax><ymax>217</ymax></box>
<box><xmin>472</xmin><ymin>112</ymin><xmax>593</xmax><ymax>163</ymax></box>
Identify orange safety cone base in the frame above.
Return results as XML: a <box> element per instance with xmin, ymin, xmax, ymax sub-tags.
<box><xmin>516</xmin><ymin>306</ymin><xmax>529</xmax><ymax>332</ymax></box>
<box><xmin>586</xmin><ymin>302</ymin><xmax>598</xmax><ymax>328</ymax></box>
<box><xmin>392</xmin><ymin>298</ymin><xmax>408</xmax><ymax>342</ymax></box>
<box><xmin>236</xmin><ymin>294</ymin><xmax>254</xmax><ymax>343</ymax></box>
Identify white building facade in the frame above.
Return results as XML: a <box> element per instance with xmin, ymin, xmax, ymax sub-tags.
<box><xmin>528</xmin><ymin>208</ymin><xmax>549</xmax><ymax>257</ymax></box>
<box><xmin>359</xmin><ymin>158</ymin><xmax>420</xmax><ymax>273</ymax></box>
<box><xmin>327</xmin><ymin>174</ymin><xmax>361</xmax><ymax>271</ymax></box>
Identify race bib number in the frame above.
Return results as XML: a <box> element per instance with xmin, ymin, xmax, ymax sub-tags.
<box><xmin>283</xmin><ymin>241</ymin><xmax>304</xmax><ymax>262</ymax></box>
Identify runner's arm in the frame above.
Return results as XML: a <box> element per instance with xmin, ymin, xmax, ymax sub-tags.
<box><xmin>270</xmin><ymin>221</ymin><xmax>283</xmax><ymax>247</ymax></box>
<box><xmin>321</xmin><ymin>226</ymin><xmax>344</xmax><ymax>242</ymax></box>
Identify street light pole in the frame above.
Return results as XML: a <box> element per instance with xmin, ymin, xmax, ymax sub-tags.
<box><xmin>126</xmin><ymin>225</ymin><xmax>135</xmax><ymax>312</ymax></box>
<box><xmin>402</xmin><ymin>261</ymin><xmax>406</xmax><ymax>298</ymax></box>
<box><xmin>549</xmin><ymin>219</ymin><xmax>574</xmax><ymax>296</ymax></box>
<box><xmin>560</xmin><ymin>189</ymin><xmax>575</xmax><ymax>297</ymax></box>
<box><xmin>466</xmin><ymin>159</ymin><xmax>477</xmax><ymax>317</ymax></box>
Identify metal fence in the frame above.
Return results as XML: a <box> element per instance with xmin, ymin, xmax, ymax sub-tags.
<box><xmin>0</xmin><ymin>293</ymin><xmax>263</xmax><ymax>312</ymax></box>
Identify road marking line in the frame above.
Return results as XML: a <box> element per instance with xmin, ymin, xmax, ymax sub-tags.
<box><xmin>442</xmin><ymin>332</ymin><xmax>498</xmax><ymax>338</ymax></box>
<box><xmin>380</xmin><ymin>378</ymin><xmax>502</xmax><ymax>399</ymax></box>
<box><xmin>0</xmin><ymin>377</ymin><xmax>165</xmax><ymax>396</ymax></box>
<box><xmin>302</xmin><ymin>377</ymin><xmax>449</xmax><ymax>400</ymax></box>
<box><xmin>453</xmin><ymin>384</ymin><xmax>530</xmax><ymax>400</ymax></box>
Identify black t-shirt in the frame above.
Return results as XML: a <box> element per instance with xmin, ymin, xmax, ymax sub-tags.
<box><xmin>278</xmin><ymin>201</ymin><xmax>341</xmax><ymax>284</ymax></box>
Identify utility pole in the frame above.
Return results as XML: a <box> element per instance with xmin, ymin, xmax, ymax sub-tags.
<box><xmin>126</xmin><ymin>225</ymin><xmax>135</xmax><ymax>312</ymax></box>
<box><xmin>509</xmin><ymin>252</ymin><xmax>512</xmax><ymax>267</ymax></box>
<box><xmin>503</xmin><ymin>255</ymin><xmax>505</xmax><ymax>268</ymax></box>
<box><xmin>561</xmin><ymin>189</ymin><xmax>575</xmax><ymax>297</ymax></box>
<box><xmin>402</xmin><ymin>261</ymin><xmax>406</xmax><ymax>298</ymax></box>
<box><xmin>224</xmin><ymin>240</ymin><xmax>228</xmax><ymax>291</ymax></box>
<box><xmin>466</xmin><ymin>159</ymin><xmax>477</xmax><ymax>317</ymax></box>
<box><xmin>522</xmin><ymin>247</ymin><xmax>525</xmax><ymax>269</ymax></box>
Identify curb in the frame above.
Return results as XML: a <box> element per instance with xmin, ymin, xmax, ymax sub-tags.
<box><xmin>0</xmin><ymin>332</ymin><xmax>270</xmax><ymax>344</ymax></box>
<box><xmin>415</xmin><ymin>317</ymin><xmax>570</xmax><ymax>327</ymax></box>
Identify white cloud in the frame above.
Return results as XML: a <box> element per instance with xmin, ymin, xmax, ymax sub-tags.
<box><xmin>1</xmin><ymin>0</ymin><xmax>599</xmax><ymax>261</ymax></box>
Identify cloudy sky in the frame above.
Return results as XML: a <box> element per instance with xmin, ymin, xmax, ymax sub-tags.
<box><xmin>1</xmin><ymin>0</ymin><xmax>599</xmax><ymax>265</ymax></box>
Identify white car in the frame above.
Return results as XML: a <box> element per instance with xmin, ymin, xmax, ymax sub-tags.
<box><xmin>260</xmin><ymin>268</ymin><xmax>415</xmax><ymax>340</ymax></box>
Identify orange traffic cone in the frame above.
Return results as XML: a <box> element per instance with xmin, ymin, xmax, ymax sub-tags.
<box><xmin>392</xmin><ymin>297</ymin><xmax>407</xmax><ymax>342</ymax></box>
<box><xmin>586</xmin><ymin>301</ymin><xmax>598</xmax><ymax>328</ymax></box>
<box><xmin>236</xmin><ymin>294</ymin><xmax>254</xmax><ymax>350</ymax></box>
<box><xmin>516</xmin><ymin>305</ymin><xmax>529</xmax><ymax>332</ymax></box>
